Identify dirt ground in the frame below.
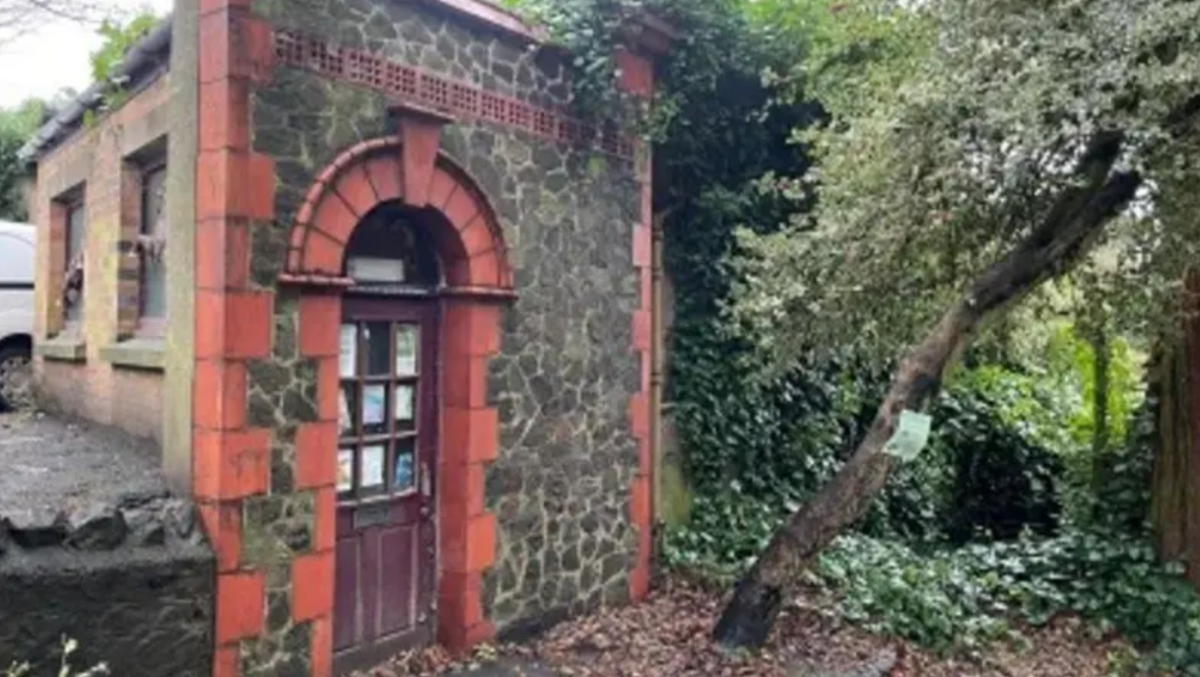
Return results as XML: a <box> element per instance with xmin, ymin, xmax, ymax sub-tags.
<box><xmin>362</xmin><ymin>581</ymin><xmax>1147</xmax><ymax>677</ymax></box>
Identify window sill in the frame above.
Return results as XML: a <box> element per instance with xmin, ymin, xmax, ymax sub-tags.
<box><xmin>36</xmin><ymin>336</ymin><xmax>87</xmax><ymax>363</ymax></box>
<box><xmin>99</xmin><ymin>338</ymin><xmax>165</xmax><ymax>372</ymax></box>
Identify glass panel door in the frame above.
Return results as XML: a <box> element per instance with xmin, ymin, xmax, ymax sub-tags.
<box><xmin>337</xmin><ymin>320</ymin><xmax>422</xmax><ymax>502</ymax></box>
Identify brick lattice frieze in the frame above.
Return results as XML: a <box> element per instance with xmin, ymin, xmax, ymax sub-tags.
<box><xmin>272</xmin><ymin>30</ymin><xmax>635</xmax><ymax>160</ymax></box>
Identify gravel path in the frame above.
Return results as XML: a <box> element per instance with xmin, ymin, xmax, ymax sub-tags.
<box><xmin>0</xmin><ymin>411</ymin><xmax>166</xmax><ymax>525</ymax></box>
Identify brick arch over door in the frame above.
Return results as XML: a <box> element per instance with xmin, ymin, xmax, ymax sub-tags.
<box><xmin>285</xmin><ymin>135</ymin><xmax>513</xmax><ymax>291</ymax></box>
<box><xmin>281</xmin><ymin>134</ymin><xmax>511</xmax><ymax>664</ymax></box>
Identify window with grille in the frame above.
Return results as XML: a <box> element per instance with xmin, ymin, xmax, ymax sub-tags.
<box><xmin>138</xmin><ymin>163</ymin><xmax>167</xmax><ymax>327</ymax></box>
<box><xmin>63</xmin><ymin>199</ymin><xmax>86</xmax><ymax>325</ymax></box>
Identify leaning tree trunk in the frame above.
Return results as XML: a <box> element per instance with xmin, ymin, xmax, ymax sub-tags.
<box><xmin>712</xmin><ymin>131</ymin><xmax>1142</xmax><ymax>650</ymax></box>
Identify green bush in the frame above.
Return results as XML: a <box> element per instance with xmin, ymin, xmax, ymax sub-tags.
<box><xmin>932</xmin><ymin>381</ymin><xmax>1065</xmax><ymax>544</ymax></box>
<box><xmin>664</xmin><ymin>360</ymin><xmax>1070</xmax><ymax>568</ymax></box>
<box><xmin>1086</xmin><ymin>390</ymin><xmax>1156</xmax><ymax>536</ymax></box>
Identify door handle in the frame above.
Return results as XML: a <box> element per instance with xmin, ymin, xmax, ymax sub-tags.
<box><xmin>420</xmin><ymin>461</ymin><xmax>431</xmax><ymax>498</ymax></box>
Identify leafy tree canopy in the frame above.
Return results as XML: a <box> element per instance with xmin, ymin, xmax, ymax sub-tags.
<box><xmin>89</xmin><ymin>9</ymin><xmax>158</xmax><ymax>85</ymax></box>
<box><xmin>730</xmin><ymin>0</ymin><xmax>1200</xmax><ymax>375</ymax></box>
<box><xmin>0</xmin><ymin>98</ymin><xmax>44</xmax><ymax>221</ymax></box>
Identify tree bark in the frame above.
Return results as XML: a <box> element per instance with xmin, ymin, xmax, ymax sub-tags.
<box><xmin>712</xmin><ymin>131</ymin><xmax>1141</xmax><ymax>650</ymax></box>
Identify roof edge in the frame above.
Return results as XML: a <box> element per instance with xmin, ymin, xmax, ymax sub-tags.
<box><xmin>18</xmin><ymin>15</ymin><xmax>173</xmax><ymax>165</ymax></box>
<box><xmin>18</xmin><ymin>2</ymin><xmax>678</xmax><ymax>165</ymax></box>
<box><xmin>419</xmin><ymin>0</ymin><xmax>545</xmax><ymax>42</ymax></box>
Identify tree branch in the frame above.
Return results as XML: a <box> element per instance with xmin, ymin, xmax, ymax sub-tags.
<box><xmin>0</xmin><ymin>0</ymin><xmax>112</xmax><ymax>46</ymax></box>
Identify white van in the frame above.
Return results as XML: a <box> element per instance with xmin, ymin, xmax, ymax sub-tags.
<box><xmin>0</xmin><ymin>220</ymin><xmax>34</xmax><ymax>410</ymax></box>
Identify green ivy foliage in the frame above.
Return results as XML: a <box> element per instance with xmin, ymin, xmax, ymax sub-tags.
<box><xmin>933</xmin><ymin>382</ymin><xmax>1064</xmax><ymax>544</ymax></box>
<box><xmin>817</xmin><ymin>530</ymin><xmax>1200</xmax><ymax>674</ymax></box>
<box><xmin>493</xmin><ymin>0</ymin><xmax>1083</xmax><ymax>571</ymax></box>
<box><xmin>492</xmin><ymin>1</ymin><xmax>1181</xmax><ymax>666</ymax></box>
<box><xmin>662</xmin><ymin>369</ymin><xmax>1071</xmax><ymax>567</ymax></box>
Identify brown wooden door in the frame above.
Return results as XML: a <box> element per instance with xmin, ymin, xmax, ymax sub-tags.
<box><xmin>334</xmin><ymin>296</ymin><xmax>438</xmax><ymax>667</ymax></box>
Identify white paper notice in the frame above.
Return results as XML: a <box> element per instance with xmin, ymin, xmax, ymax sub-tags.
<box><xmin>362</xmin><ymin>386</ymin><xmax>386</xmax><ymax>427</ymax></box>
<box><xmin>347</xmin><ymin>257</ymin><xmax>406</xmax><ymax>283</ymax></box>
<box><xmin>883</xmin><ymin>410</ymin><xmax>933</xmax><ymax>462</ymax></box>
<box><xmin>339</xmin><ymin>389</ymin><xmax>352</xmax><ymax>434</ymax></box>
<box><xmin>395</xmin><ymin>326</ymin><xmax>418</xmax><ymax>376</ymax></box>
<box><xmin>339</xmin><ymin>324</ymin><xmax>357</xmax><ymax>377</ymax></box>
<box><xmin>394</xmin><ymin>385</ymin><xmax>414</xmax><ymax>422</ymax></box>
<box><xmin>337</xmin><ymin>450</ymin><xmax>354</xmax><ymax>492</ymax></box>
<box><xmin>361</xmin><ymin>445</ymin><xmax>386</xmax><ymax>488</ymax></box>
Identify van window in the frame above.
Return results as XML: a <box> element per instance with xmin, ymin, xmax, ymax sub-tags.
<box><xmin>0</xmin><ymin>230</ymin><xmax>33</xmax><ymax>286</ymax></box>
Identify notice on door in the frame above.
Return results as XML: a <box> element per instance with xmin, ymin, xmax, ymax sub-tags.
<box><xmin>339</xmin><ymin>324</ymin><xmax>357</xmax><ymax>377</ymax></box>
<box><xmin>362</xmin><ymin>386</ymin><xmax>386</xmax><ymax>428</ymax></box>
<box><xmin>361</xmin><ymin>445</ymin><xmax>385</xmax><ymax>488</ymax></box>
<box><xmin>337</xmin><ymin>449</ymin><xmax>353</xmax><ymax>493</ymax></box>
<box><xmin>395</xmin><ymin>325</ymin><xmax>417</xmax><ymax>376</ymax></box>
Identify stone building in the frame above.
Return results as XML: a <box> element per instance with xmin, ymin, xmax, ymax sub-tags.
<box><xmin>19</xmin><ymin>0</ymin><xmax>672</xmax><ymax>674</ymax></box>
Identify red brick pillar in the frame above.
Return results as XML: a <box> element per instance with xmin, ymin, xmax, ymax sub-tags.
<box><xmin>615</xmin><ymin>45</ymin><xmax>657</xmax><ymax>602</ymax></box>
<box><xmin>191</xmin><ymin>2</ymin><xmax>279</xmax><ymax>675</ymax></box>
<box><xmin>438</xmin><ymin>299</ymin><xmax>502</xmax><ymax>650</ymax></box>
<box><xmin>295</xmin><ymin>291</ymin><xmax>344</xmax><ymax>677</ymax></box>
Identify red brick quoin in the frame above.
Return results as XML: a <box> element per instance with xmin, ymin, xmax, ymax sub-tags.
<box><xmin>281</xmin><ymin>127</ymin><xmax>513</xmax><ymax>664</ymax></box>
<box><xmin>191</xmin><ymin>2</ymin><xmax>278</xmax><ymax>677</ymax></box>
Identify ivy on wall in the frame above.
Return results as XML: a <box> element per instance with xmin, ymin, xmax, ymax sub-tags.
<box><xmin>495</xmin><ymin>0</ymin><xmax>1143</xmax><ymax>560</ymax></box>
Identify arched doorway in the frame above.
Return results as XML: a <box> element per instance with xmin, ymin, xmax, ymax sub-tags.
<box><xmin>283</xmin><ymin>134</ymin><xmax>513</xmax><ymax>673</ymax></box>
<box><xmin>333</xmin><ymin>201</ymin><xmax>443</xmax><ymax>660</ymax></box>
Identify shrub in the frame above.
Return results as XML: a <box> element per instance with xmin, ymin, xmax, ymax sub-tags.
<box><xmin>932</xmin><ymin>382</ymin><xmax>1065</xmax><ymax>544</ymax></box>
<box><xmin>664</xmin><ymin>360</ymin><xmax>1070</xmax><ymax>568</ymax></box>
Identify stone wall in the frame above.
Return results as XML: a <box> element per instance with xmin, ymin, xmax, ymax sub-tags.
<box><xmin>250</xmin><ymin>0</ymin><xmax>642</xmax><ymax>640</ymax></box>
<box><xmin>255</xmin><ymin>0</ymin><xmax>571</xmax><ymax>110</ymax></box>
<box><xmin>0</xmin><ymin>416</ymin><xmax>213</xmax><ymax>677</ymax></box>
<box><xmin>0</xmin><ymin>511</ymin><xmax>213</xmax><ymax>677</ymax></box>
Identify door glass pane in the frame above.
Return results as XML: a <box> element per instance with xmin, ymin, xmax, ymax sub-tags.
<box><xmin>394</xmin><ymin>384</ymin><xmax>415</xmax><ymax>432</ymax></box>
<box><xmin>339</xmin><ymin>324</ymin><xmax>358</xmax><ymax>377</ymax></box>
<box><xmin>395</xmin><ymin>324</ymin><xmax>418</xmax><ymax>376</ymax></box>
<box><xmin>337</xmin><ymin>448</ymin><xmax>355</xmax><ymax>494</ymax></box>
<box><xmin>360</xmin><ymin>444</ymin><xmax>386</xmax><ymax>492</ymax></box>
<box><xmin>338</xmin><ymin>384</ymin><xmax>357</xmax><ymax>437</ymax></box>
<box><xmin>364</xmin><ymin>322</ymin><xmax>391</xmax><ymax>376</ymax></box>
<box><xmin>393</xmin><ymin>439</ymin><xmax>416</xmax><ymax>492</ymax></box>
<box><xmin>362</xmin><ymin>385</ymin><xmax>388</xmax><ymax>436</ymax></box>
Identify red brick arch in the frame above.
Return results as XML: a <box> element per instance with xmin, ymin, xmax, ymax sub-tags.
<box><xmin>283</xmin><ymin>135</ymin><xmax>513</xmax><ymax>292</ymax></box>
<box><xmin>282</xmin><ymin>133</ymin><xmax>511</xmax><ymax>663</ymax></box>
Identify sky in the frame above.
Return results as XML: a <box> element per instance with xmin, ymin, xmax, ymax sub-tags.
<box><xmin>0</xmin><ymin>0</ymin><xmax>173</xmax><ymax>109</ymax></box>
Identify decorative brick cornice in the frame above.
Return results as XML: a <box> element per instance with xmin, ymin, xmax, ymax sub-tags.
<box><xmin>273</xmin><ymin>30</ymin><xmax>635</xmax><ymax>159</ymax></box>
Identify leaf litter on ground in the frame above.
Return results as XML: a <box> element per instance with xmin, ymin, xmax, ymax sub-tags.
<box><xmin>358</xmin><ymin>579</ymin><xmax>1160</xmax><ymax>677</ymax></box>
